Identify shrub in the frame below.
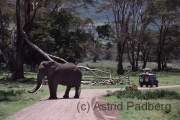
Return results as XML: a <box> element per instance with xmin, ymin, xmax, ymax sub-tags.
<box><xmin>105</xmin><ymin>50</ymin><xmax>112</xmax><ymax>60</ymax></box>
<box><xmin>104</xmin><ymin>89</ymin><xmax>180</xmax><ymax>100</ymax></box>
<box><xmin>0</xmin><ymin>89</ymin><xmax>25</xmax><ymax>100</ymax></box>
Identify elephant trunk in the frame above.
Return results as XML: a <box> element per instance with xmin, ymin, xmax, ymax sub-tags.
<box><xmin>28</xmin><ymin>70</ymin><xmax>45</xmax><ymax>93</ymax></box>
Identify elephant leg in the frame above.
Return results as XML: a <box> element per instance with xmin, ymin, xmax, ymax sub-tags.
<box><xmin>63</xmin><ymin>86</ymin><xmax>71</xmax><ymax>98</ymax></box>
<box><xmin>74</xmin><ymin>86</ymin><xmax>80</xmax><ymax>98</ymax></box>
<box><xmin>48</xmin><ymin>81</ymin><xmax>58</xmax><ymax>99</ymax></box>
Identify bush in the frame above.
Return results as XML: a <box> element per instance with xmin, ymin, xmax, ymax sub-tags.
<box><xmin>0</xmin><ymin>89</ymin><xmax>25</xmax><ymax>100</ymax></box>
<box><xmin>105</xmin><ymin>50</ymin><xmax>112</xmax><ymax>60</ymax></box>
<box><xmin>104</xmin><ymin>89</ymin><xmax>180</xmax><ymax>100</ymax></box>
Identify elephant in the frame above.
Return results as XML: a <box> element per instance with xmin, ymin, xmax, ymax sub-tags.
<box><xmin>28</xmin><ymin>61</ymin><xmax>82</xmax><ymax>99</ymax></box>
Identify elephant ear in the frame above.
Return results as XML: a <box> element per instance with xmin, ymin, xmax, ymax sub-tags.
<box><xmin>48</xmin><ymin>65</ymin><xmax>58</xmax><ymax>77</ymax></box>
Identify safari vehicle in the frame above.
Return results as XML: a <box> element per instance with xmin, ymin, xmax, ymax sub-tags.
<box><xmin>139</xmin><ymin>73</ymin><xmax>158</xmax><ymax>87</ymax></box>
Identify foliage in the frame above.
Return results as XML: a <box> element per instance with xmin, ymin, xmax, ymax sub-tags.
<box><xmin>145</xmin><ymin>0</ymin><xmax>180</xmax><ymax>70</ymax></box>
<box><xmin>49</xmin><ymin>10</ymin><xmax>93</xmax><ymax>63</ymax></box>
<box><xmin>25</xmin><ymin>17</ymin><xmax>56</xmax><ymax>68</ymax></box>
<box><xmin>96</xmin><ymin>24</ymin><xmax>114</xmax><ymax>39</ymax></box>
<box><xmin>0</xmin><ymin>89</ymin><xmax>25</xmax><ymax>100</ymax></box>
<box><xmin>1</xmin><ymin>0</ymin><xmax>180</xmax><ymax>79</ymax></box>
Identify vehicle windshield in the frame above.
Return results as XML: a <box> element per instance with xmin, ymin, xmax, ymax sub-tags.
<box><xmin>149</xmin><ymin>75</ymin><xmax>155</xmax><ymax>79</ymax></box>
<box><xmin>140</xmin><ymin>74</ymin><xmax>155</xmax><ymax>78</ymax></box>
<box><xmin>140</xmin><ymin>75</ymin><xmax>149</xmax><ymax>78</ymax></box>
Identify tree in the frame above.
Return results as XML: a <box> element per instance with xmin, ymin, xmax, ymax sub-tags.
<box><xmin>25</xmin><ymin>17</ymin><xmax>56</xmax><ymax>72</ymax></box>
<box><xmin>97</xmin><ymin>0</ymin><xmax>143</xmax><ymax>74</ymax></box>
<box><xmin>161</xmin><ymin>24</ymin><xmax>180</xmax><ymax>67</ymax></box>
<box><xmin>0</xmin><ymin>0</ymin><xmax>107</xmax><ymax>80</ymax></box>
<box><xmin>168</xmin><ymin>25</ymin><xmax>180</xmax><ymax>60</ymax></box>
<box><xmin>13</xmin><ymin>0</ymin><xmax>64</xmax><ymax>80</ymax></box>
<box><xmin>49</xmin><ymin>10</ymin><xmax>94</xmax><ymax>63</ymax></box>
<box><xmin>127</xmin><ymin>0</ymin><xmax>155</xmax><ymax>70</ymax></box>
<box><xmin>140</xmin><ymin>30</ymin><xmax>156</xmax><ymax>69</ymax></box>
<box><xmin>126</xmin><ymin>0</ymin><xmax>144</xmax><ymax>71</ymax></box>
<box><xmin>145</xmin><ymin>0</ymin><xmax>180</xmax><ymax>70</ymax></box>
<box><xmin>0</xmin><ymin>0</ymin><xmax>16</xmax><ymax>72</ymax></box>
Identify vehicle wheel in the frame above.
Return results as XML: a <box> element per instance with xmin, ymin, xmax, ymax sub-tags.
<box><xmin>156</xmin><ymin>83</ymin><xmax>158</xmax><ymax>87</ymax></box>
<box><xmin>150</xmin><ymin>83</ymin><xmax>153</xmax><ymax>87</ymax></box>
<box><xmin>140</xmin><ymin>84</ymin><xmax>143</xmax><ymax>87</ymax></box>
<box><xmin>146</xmin><ymin>85</ymin><xmax>148</xmax><ymax>87</ymax></box>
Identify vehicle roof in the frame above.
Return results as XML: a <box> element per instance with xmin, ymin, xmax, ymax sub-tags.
<box><xmin>139</xmin><ymin>73</ymin><xmax>155</xmax><ymax>76</ymax></box>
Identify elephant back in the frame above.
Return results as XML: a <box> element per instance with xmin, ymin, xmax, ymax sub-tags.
<box><xmin>60</xmin><ymin>63</ymin><xmax>81</xmax><ymax>74</ymax></box>
<box><xmin>57</xmin><ymin>63</ymin><xmax>82</xmax><ymax>87</ymax></box>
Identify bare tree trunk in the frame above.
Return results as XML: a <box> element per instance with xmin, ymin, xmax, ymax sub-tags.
<box><xmin>135</xmin><ymin>43</ymin><xmax>140</xmax><ymax>71</ymax></box>
<box><xmin>157</xmin><ymin>27</ymin><xmax>163</xmax><ymax>71</ymax></box>
<box><xmin>0</xmin><ymin>10</ymin><xmax>8</xmax><ymax>64</ymax></box>
<box><xmin>157</xmin><ymin>50</ymin><xmax>162</xmax><ymax>70</ymax></box>
<box><xmin>142</xmin><ymin>60</ymin><xmax>147</xmax><ymax>69</ymax></box>
<box><xmin>127</xmin><ymin>44</ymin><xmax>135</xmax><ymax>71</ymax></box>
<box><xmin>0</xmin><ymin>9</ymin><xmax>17</xmax><ymax>73</ymax></box>
<box><xmin>11</xmin><ymin>0</ymin><xmax>25</xmax><ymax>80</ymax></box>
<box><xmin>117</xmin><ymin>43</ymin><xmax>124</xmax><ymax>74</ymax></box>
<box><xmin>12</xmin><ymin>0</ymin><xmax>40</xmax><ymax>80</ymax></box>
<box><xmin>142</xmin><ymin>50</ymin><xmax>149</xmax><ymax>69</ymax></box>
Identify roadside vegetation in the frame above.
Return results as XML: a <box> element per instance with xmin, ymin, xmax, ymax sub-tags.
<box><xmin>0</xmin><ymin>74</ymin><xmax>54</xmax><ymax>120</ymax></box>
<box><xmin>0</xmin><ymin>61</ymin><xmax>180</xmax><ymax>120</ymax></box>
<box><xmin>102</xmin><ymin>89</ymin><xmax>180</xmax><ymax>120</ymax></box>
<box><xmin>0</xmin><ymin>0</ymin><xmax>180</xmax><ymax>119</ymax></box>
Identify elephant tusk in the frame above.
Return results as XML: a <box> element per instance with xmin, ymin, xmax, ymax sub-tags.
<box><xmin>35</xmin><ymin>84</ymin><xmax>43</xmax><ymax>93</ymax></box>
<box><xmin>28</xmin><ymin>77</ymin><xmax>44</xmax><ymax>93</ymax></box>
<box><xmin>28</xmin><ymin>84</ymin><xmax>43</xmax><ymax>93</ymax></box>
<box><xmin>28</xmin><ymin>86</ymin><xmax>37</xmax><ymax>93</ymax></box>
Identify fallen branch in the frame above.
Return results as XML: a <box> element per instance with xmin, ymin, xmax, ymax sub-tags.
<box><xmin>20</xmin><ymin>30</ymin><xmax>110</xmax><ymax>79</ymax></box>
<box><xmin>20</xmin><ymin>30</ymin><xmax>68</xmax><ymax>63</ymax></box>
<box><xmin>78</xmin><ymin>66</ymin><xmax>101</xmax><ymax>78</ymax></box>
<box><xmin>21</xmin><ymin>30</ymin><xmax>54</xmax><ymax>61</ymax></box>
<box><xmin>47</xmin><ymin>54</ymin><xmax>68</xmax><ymax>63</ymax></box>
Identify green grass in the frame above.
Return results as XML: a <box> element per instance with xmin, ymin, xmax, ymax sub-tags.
<box><xmin>0</xmin><ymin>60</ymin><xmax>180</xmax><ymax>119</ymax></box>
<box><xmin>101</xmin><ymin>89</ymin><xmax>180</xmax><ymax>120</ymax></box>
<box><xmin>0</xmin><ymin>72</ymin><xmax>128</xmax><ymax>120</ymax></box>
<box><xmin>0</xmin><ymin>74</ymin><xmax>66</xmax><ymax>120</ymax></box>
<box><xmin>105</xmin><ymin>89</ymin><xmax>180</xmax><ymax>100</ymax></box>
<box><xmin>79</xmin><ymin>61</ymin><xmax>180</xmax><ymax>119</ymax></box>
<box><xmin>79</xmin><ymin>60</ymin><xmax>180</xmax><ymax>86</ymax></box>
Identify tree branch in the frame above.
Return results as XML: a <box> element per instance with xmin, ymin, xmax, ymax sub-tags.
<box><xmin>47</xmin><ymin>54</ymin><xmax>68</xmax><ymax>63</ymax></box>
<box><xmin>0</xmin><ymin>50</ymin><xmax>8</xmax><ymax>64</ymax></box>
<box><xmin>20</xmin><ymin>30</ymin><xmax>110</xmax><ymax>79</ymax></box>
<box><xmin>20</xmin><ymin>30</ymin><xmax>54</xmax><ymax>61</ymax></box>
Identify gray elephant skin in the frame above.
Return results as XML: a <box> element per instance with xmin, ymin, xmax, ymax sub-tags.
<box><xmin>28</xmin><ymin>61</ymin><xmax>82</xmax><ymax>99</ymax></box>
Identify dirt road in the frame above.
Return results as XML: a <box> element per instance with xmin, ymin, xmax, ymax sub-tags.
<box><xmin>7</xmin><ymin>85</ymin><xmax>180</xmax><ymax>120</ymax></box>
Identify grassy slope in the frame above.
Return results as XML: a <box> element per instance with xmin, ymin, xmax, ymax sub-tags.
<box><xmin>101</xmin><ymin>89</ymin><xmax>180</xmax><ymax>120</ymax></box>
<box><xmin>80</xmin><ymin>61</ymin><xmax>180</xmax><ymax>120</ymax></box>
